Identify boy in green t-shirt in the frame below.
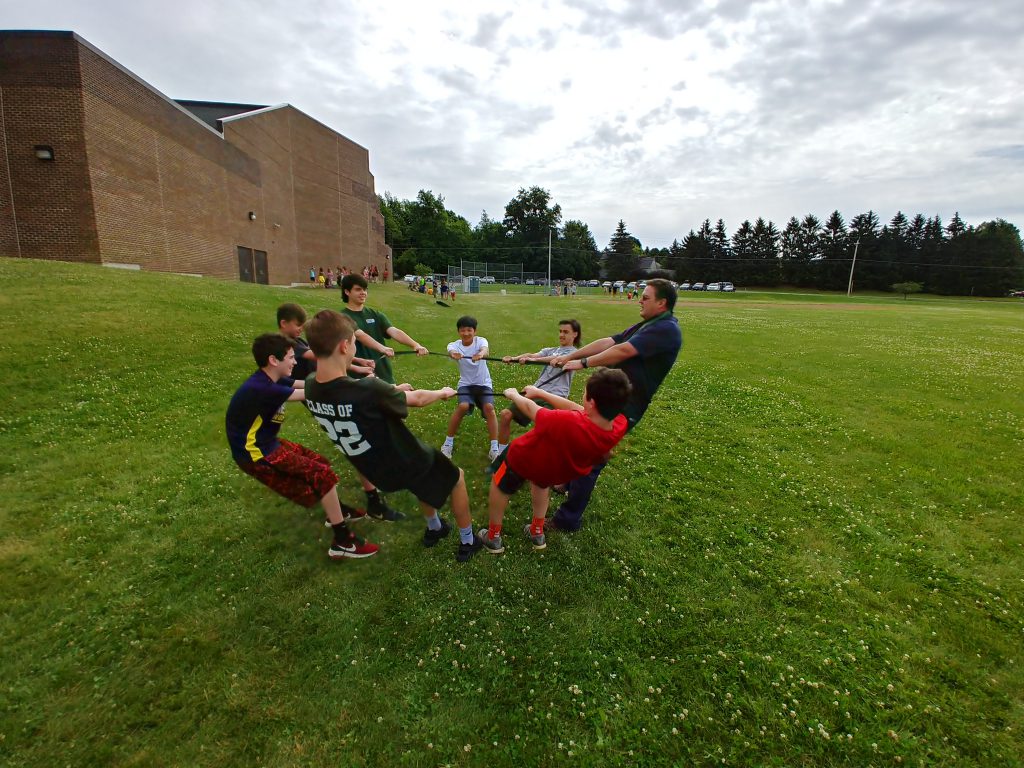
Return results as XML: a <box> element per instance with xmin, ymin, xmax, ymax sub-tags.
<box><xmin>340</xmin><ymin>274</ymin><xmax>428</xmax><ymax>384</ymax></box>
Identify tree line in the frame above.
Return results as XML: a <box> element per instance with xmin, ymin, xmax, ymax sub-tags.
<box><xmin>380</xmin><ymin>187</ymin><xmax>1024</xmax><ymax>296</ymax></box>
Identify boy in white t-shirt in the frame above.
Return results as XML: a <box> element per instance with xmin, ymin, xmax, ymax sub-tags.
<box><xmin>442</xmin><ymin>315</ymin><xmax>500</xmax><ymax>461</ymax></box>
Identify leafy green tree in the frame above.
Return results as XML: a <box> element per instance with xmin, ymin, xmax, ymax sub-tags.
<box><xmin>558</xmin><ymin>220</ymin><xmax>599</xmax><ymax>278</ymax></box>
<box><xmin>503</xmin><ymin>186</ymin><xmax>562</xmax><ymax>271</ymax></box>
<box><xmin>472</xmin><ymin>211</ymin><xmax>511</xmax><ymax>264</ymax></box>
<box><xmin>892</xmin><ymin>281</ymin><xmax>923</xmax><ymax>299</ymax></box>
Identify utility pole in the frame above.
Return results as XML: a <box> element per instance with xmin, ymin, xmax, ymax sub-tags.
<box><xmin>547</xmin><ymin>228</ymin><xmax>552</xmax><ymax>294</ymax></box>
<box><xmin>847</xmin><ymin>236</ymin><xmax>861</xmax><ymax>297</ymax></box>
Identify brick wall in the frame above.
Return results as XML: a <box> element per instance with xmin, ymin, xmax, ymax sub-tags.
<box><xmin>0</xmin><ymin>33</ymin><xmax>99</xmax><ymax>262</ymax></box>
<box><xmin>0</xmin><ymin>31</ymin><xmax>387</xmax><ymax>284</ymax></box>
<box><xmin>224</xmin><ymin>107</ymin><xmax>388</xmax><ymax>285</ymax></box>
<box><xmin>76</xmin><ymin>40</ymin><xmax>262</xmax><ymax>277</ymax></box>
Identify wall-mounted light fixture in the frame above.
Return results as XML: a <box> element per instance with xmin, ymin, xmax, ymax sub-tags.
<box><xmin>34</xmin><ymin>145</ymin><xmax>55</xmax><ymax>161</ymax></box>
<box><xmin>248</xmin><ymin>211</ymin><xmax>257</xmax><ymax>221</ymax></box>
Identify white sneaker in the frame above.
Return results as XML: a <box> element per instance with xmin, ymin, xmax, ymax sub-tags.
<box><xmin>488</xmin><ymin>446</ymin><xmax>500</xmax><ymax>462</ymax></box>
<box><xmin>441</xmin><ymin>442</ymin><xmax>453</xmax><ymax>458</ymax></box>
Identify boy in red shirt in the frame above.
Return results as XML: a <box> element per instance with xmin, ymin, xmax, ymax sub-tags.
<box><xmin>477</xmin><ymin>367</ymin><xmax>631</xmax><ymax>553</ymax></box>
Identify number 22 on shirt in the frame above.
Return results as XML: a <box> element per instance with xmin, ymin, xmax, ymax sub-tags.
<box><xmin>314</xmin><ymin>417</ymin><xmax>371</xmax><ymax>456</ymax></box>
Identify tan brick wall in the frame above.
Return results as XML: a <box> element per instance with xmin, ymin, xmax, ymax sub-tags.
<box><xmin>224</xmin><ymin>107</ymin><xmax>388</xmax><ymax>285</ymax></box>
<box><xmin>0</xmin><ymin>34</ymin><xmax>99</xmax><ymax>262</ymax></box>
<box><xmin>77</xmin><ymin>41</ymin><xmax>262</xmax><ymax>277</ymax></box>
<box><xmin>1</xmin><ymin>31</ymin><xmax>387</xmax><ymax>283</ymax></box>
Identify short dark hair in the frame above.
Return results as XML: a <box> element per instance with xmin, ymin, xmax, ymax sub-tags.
<box><xmin>456</xmin><ymin>315</ymin><xmax>477</xmax><ymax>330</ymax></box>
<box><xmin>558</xmin><ymin>318</ymin><xmax>582</xmax><ymax>346</ymax></box>
<box><xmin>276</xmin><ymin>302</ymin><xmax>307</xmax><ymax>326</ymax></box>
<box><xmin>252</xmin><ymin>333</ymin><xmax>294</xmax><ymax>368</ymax></box>
<box><xmin>585</xmin><ymin>368</ymin><xmax>632</xmax><ymax>420</ymax></box>
<box><xmin>306</xmin><ymin>309</ymin><xmax>356</xmax><ymax>358</ymax></box>
<box><xmin>647</xmin><ymin>278</ymin><xmax>677</xmax><ymax>312</ymax></box>
<box><xmin>340</xmin><ymin>273</ymin><xmax>368</xmax><ymax>303</ymax></box>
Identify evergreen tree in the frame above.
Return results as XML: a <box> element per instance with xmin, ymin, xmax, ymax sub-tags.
<box><xmin>750</xmin><ymin>218</ymin><xmax>781</xmax><ymax>286</ymax></box>
<box><xmin>731</xmin><ymin>220</ymin><xmax>755</xmax><ymax>285</ymax></box>
<box><xmin>604</xmin><ymin>220</ymin><xmax>637</xmax><ymax>280</ymax></box>
<box><xmin>818</xmin><ymin>210</ymin><xmax>849</xmax><ymax>290</ymax></box>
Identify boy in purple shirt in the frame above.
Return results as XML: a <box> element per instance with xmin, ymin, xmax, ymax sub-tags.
<box><xmin>226</xmin><ymin>333</ymin><xmax>378</xmax><ymax>560</ymax></box>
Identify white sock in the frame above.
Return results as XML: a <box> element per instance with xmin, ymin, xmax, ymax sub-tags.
<box><xmin>490</xmin><ymin>440</ymin><xmax>499</xmax><ymax>451</ymax></box>
<box><xmin>443</xmin><ymin>436</ymin><xmax>454</xmax><ymax>447</ymax></box>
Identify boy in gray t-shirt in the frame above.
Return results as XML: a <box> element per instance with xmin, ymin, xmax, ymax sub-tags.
<box><xmin>496</xmin><ymin>319</ymin><xmax>581</xmax><ymax>453</ymax></box>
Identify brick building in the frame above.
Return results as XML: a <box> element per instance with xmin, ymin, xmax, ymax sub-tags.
<box><xmin>0</xmin><ymin>30</ymin><xmax>389</xmax><ymax>284</ymax></box>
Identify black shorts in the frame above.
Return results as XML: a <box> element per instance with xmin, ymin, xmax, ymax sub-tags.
<box><xmin>405</xmin><ymin>448</ymin><xmax>461</xmax><ymax>509</ymax></box>
<box><xmin>505</xmin><ymin>398</ymin><xmax>552</xmax><ymax>427</ymax></box>
<box><xmin>459</xmin><ymin>384</ymin><xmax>494</xmax><ymax>414</ymax></box>
<box><xmin>490</xmin><ymin>447</ymin><xmax>528</xmax><ymax>495</ymax></box>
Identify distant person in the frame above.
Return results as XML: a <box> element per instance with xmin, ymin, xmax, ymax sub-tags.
<box><xmin>309</xmin><ymin>266</ymin><xmax>316</xmax><ymax>286</ymax></box>
<box><xmin>225</xmin><ymin>333</ymin><xmax>378</xmax><ymax>560</ymax></box>
<box><xmin>549</xmin><ymin>279</ymin><xmax>682</xmax><ymax>532</ymax></box>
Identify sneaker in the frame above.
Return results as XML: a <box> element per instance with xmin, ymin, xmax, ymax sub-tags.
<box><xmin>343</xmin><ymin>503</ymin><xmax>367</xmax><ymax>521</ymax></box>
<box><xmin>488</xmin><ymin>446</ymin><xmax>500</xmax><ymax>462</ymax></box>
<box><xmin>523</xmin><ymin>523</ymin><xmax>547</xmax><ymax>550</ymax></box>
<box><xmin>456</xmin><ymin>538</ymin><xmax>483</xmax><ymax>562</ymax></box>
<box><xmin>328</xmin><ymin>536</ymin><xmax>379</xmax><ymax>560</ymax></box>
<box><xmin>476</xmin><ymin>527</ymin><xmax>505</xmax><ymax>554</ymax></box>
<box><xmin>543</xmin><ymin>517</ymin><xmax>575</xmax><ymax>534</ymax></box>
<box><xmin>423</xmin><ymin>517</ymin><xmax>451</xmax><ymax>547</ymax></box>
<box><xmin>368</xmin><ymin>503</ymin><xmax>406</xmax><ymax>522</ymax></box>
<box><xmin>324</xmin><ymin>504</ymin><xmax>368</xmax><ymax>527</ymax></box>
<box><xmin>441</xmin><ymin>442</ymin><xmax>453</xmax><ymax>458</ymax></box>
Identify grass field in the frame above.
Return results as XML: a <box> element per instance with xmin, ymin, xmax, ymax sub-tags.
<box><xmin>1</xmin><ymin>258</ymin><xmax>1022</xmax><ymax>767</ymax></box>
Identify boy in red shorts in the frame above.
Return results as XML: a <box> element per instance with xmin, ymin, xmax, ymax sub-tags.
<box><xmin>226</xmin><ymin>333</ymin><xmax>378</xmax><ymax>560</ymax></box>
<box><xmin>477</xmin><ymin>367</ymin><xmax>631</xmax><ymax>553</ymax></box>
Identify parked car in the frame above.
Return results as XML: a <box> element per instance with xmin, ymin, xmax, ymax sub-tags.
<box><xmin>587</xmin><ymin>279</ymin><xmax>601</xmax><ymax>287</ymax></box>
<box><xmin>480</xmin><ymin>276</ymin><xmax>496</xmax><ymax>284</ymax></box>
<box><xmin>1010</xmin><ymin>289</ymin><xmax>1024</xmax><ymax>297</ymax></box>
<box><xmin>722</xmin><ymin>282</ymin><xmax>735</xmax><ymax>292</ymax></box>
<box><xmin>637</xmin><ymin>281</ymin><xmax>647</xmax><ymax>291</ymax></box>
<box><xmin>680</xmin><ymin>282</ymin><xmax>691</xmax><ymax>290</ymax></box>
<box><xmin>601</xmin><ymin>281</ymin><xmax>612</xmax><ymax>288</ymax></box>
<box><xmin>525</xmin><ymin>278</ymin><xmax>536</xmax><ymax>285</ymax></box>
<box><xmin>403</xmin><ymin>274</ymin><xmax>416</xmax><ymax>283</ymax></box>
<box><xmin>706</xmin><ymin>282</ymin><xmax>721</xmax><ymax>292</ymax></box>
<box><xmin>626</xmin><ymin>281</ymin><xmax>637</xmax><ymax>291</ymax></box>
<box><xmin>613</xmin><ymin>280</ymin><xmax>626</xmax><ymax>289</ymax></box>
<box><xmin>692</xmin><ymin>282</ymin><xmax>706</xmax><ymax>291</ymax></box>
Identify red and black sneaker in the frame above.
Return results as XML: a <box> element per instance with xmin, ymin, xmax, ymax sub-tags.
<box><xmin>328</xmin><ymin>536</ymin><xmax>379</xmax><ymax>560</ymax></box>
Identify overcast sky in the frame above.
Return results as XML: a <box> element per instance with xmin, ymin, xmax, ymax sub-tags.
<box><xmin>7</xmin><ymin>0</ymin><xmax>1024</xmax><ymax>247</ymax></box>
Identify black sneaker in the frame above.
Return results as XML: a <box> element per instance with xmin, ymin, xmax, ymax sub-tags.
<box><xmin>368</xmin><ymin>502</ymin><xmax>406</xmax><ymax>522</ymax></box>
<box><xmin>342</xmin><ymin>503</ymin><xmax>368</xmax><ymax>522</ymax></box>
<box><xmin>456</xmin><ymin>538</ymin><xmax>483</xmax><ymax>562</ymax></box>
<box><xmin>326</xmin><ymin>504</ymin><xmax>368</xmax><ymax>526</ymax></box>
<box><xmin>423</xmin><ymin>517</ymin><xmax>451</xmax><ymax>547</ymax></box>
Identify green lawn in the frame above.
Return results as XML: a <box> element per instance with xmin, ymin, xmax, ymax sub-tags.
<box><xmin>1</xmin><ymin>259</ymin><xmax>1022</xmax><ymax>767</ymax></box>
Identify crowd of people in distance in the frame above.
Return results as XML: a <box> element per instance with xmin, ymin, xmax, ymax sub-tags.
<box><xmin>226</xmin><ymin>275</ymin><xmax>682</xmax><ymax>563</ymax></box>
<box><xmin>309</xmin><ymin>263</ymin><xmax>389</xmax><ymax>289</ymax></box>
